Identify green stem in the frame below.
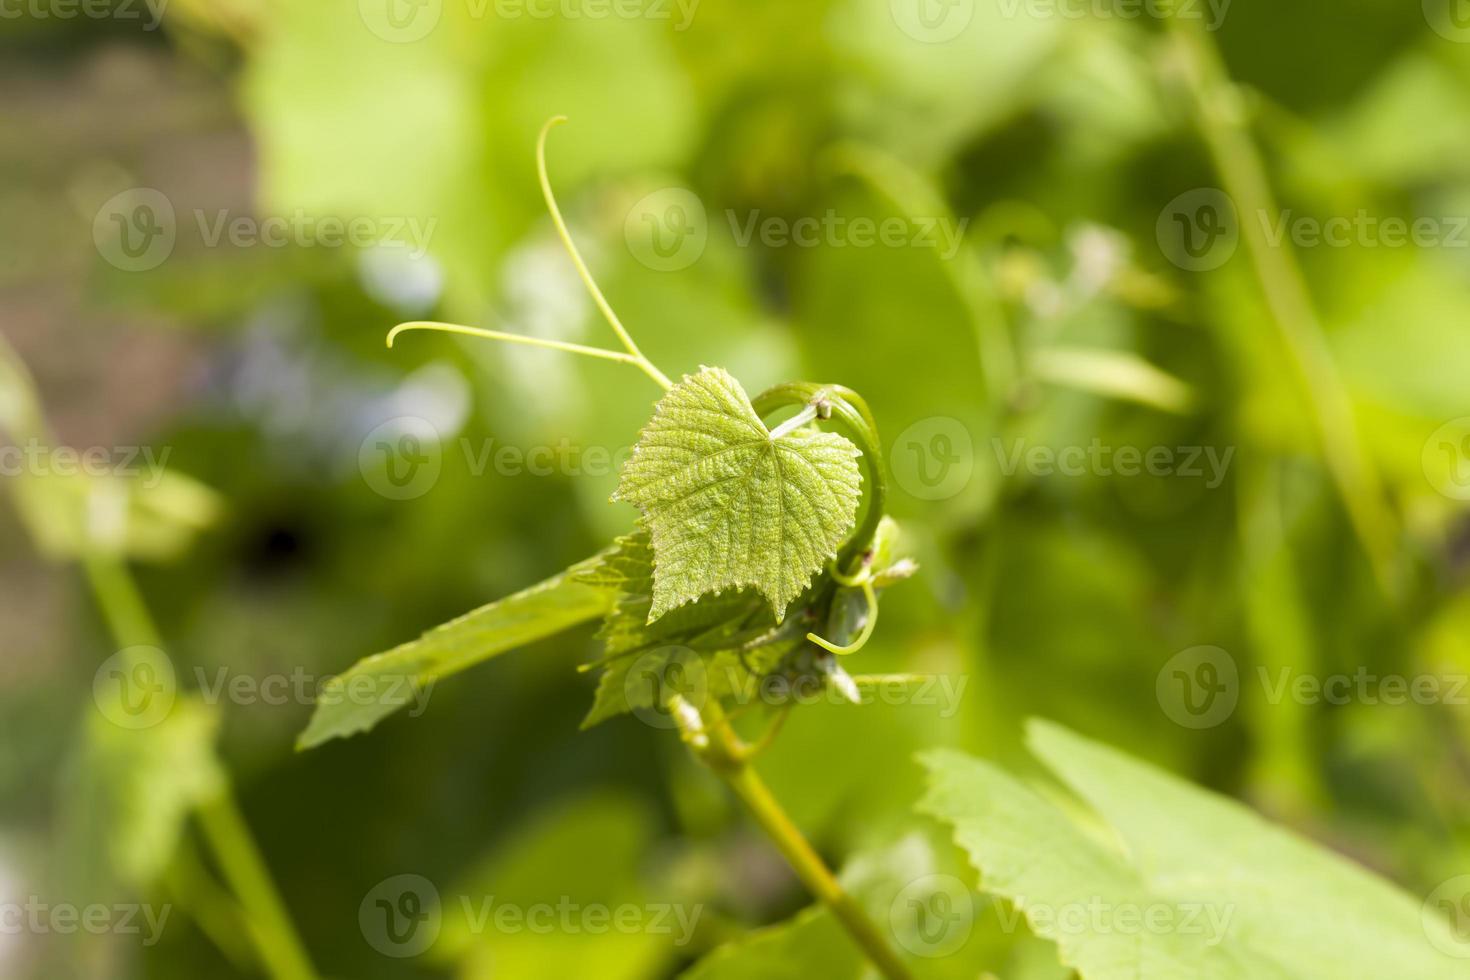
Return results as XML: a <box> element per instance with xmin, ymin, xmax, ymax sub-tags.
<box><xmin>196</xmin><ymin>792</ymin><xmax>318</xmax><ymax>980</ymax></box>
<box><xmin>82</xmin><ymin>553</ymin><xmax>161</xmax><ymax>648</ymax></box>
<box><xmin>81</xmin><ymin>553</ymin><xmax>319</xmax><ymax>980</ymax></box>
<box><xmin>1166</xmin><ymin>18</ymin><xmax>1398</xmax><ymax>592</ymax></box>
<box><xmin>689</xmin><ymin>704</ymin><xmax>914</xmax><ymax>980</ymax></box>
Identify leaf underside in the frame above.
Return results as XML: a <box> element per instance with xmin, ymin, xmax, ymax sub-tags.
<box><xmin>614</xmin><ymin>366</ymin><xmax>862</xmax><ymax>623</ymax></box>
<box><xmin>574</xmin><ymin>531</ymin><xmax>792</xmax><ymax>727</ymax></box>
<box><xmin>297</xmin><ymin>555</ymin><xmax>617</xmax><ymax>749</ymax></box>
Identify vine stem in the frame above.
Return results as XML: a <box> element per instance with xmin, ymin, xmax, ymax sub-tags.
<box><xmin>82</xmin><ymin>550</ymin><xmax>319</xmax><ymax>980</ymax></box>
<box><xmin>195</xmin><ymin>792</ymin><xmax>318</xmax><ymax>980</ymax></box>
<box><xmin>682</xmin><ymin>701</ymin><xmax>915</xmax><ymax>980</ymax></box>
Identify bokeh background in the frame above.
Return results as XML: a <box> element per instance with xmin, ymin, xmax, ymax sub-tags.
<box><xmin>3</xmin><ymin>0</ymin><xmax>1470</xmax><ymax>977</ymax></box>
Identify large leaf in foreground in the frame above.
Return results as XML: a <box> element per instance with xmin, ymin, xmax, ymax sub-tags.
<box><xmin>614</xmin><ymin>367</ymin><xmax>862</xmax><ymax>623</ymax></box>
<box><xmin>298</xmin><ymin>558</ymin><xmax>616</xmax><ymax>749</ymax></box>
<box><xmin>918</xmin><ymin>720</ymin><xmax>1464</xmax><ymax>980</ymax></box>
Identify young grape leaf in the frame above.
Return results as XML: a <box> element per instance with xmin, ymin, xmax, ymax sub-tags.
<box><xmin>918</xmin><ymin>720</ymin><xmax>1465</xmax><ymax>980</ymax></box>
<box><xmin>297</xmin><ymin>555</ymin><xmax>617</xmax><ymax>749</ymax></box>
<box><xmin>614</xmin><ymin>367</ymin><xmax>862</xmax><ymax>624</ymax></box>
<box><xmin>575</xmin><ymin>531</ymin><xmax>784</xmax><ymax>727</ymax></box>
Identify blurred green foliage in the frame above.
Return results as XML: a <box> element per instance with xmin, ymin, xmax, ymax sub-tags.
<box><xmin>2</xmin><ymin>0</ymin><xmax>1469</xmax><ymax>977</ymax></box>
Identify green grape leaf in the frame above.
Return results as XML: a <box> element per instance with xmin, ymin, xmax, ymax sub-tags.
<box><xmin>575</xmin><ymin>531</ymin><xmax>781</xmax><ymax>728</ymax></box>
<box><xmin>918</xmin><ymin>720</ymin><xmax>1465</xmax><ymax>980</ymax></box>
<box><xmin>297</xmin><ymin>555</ymin><xmax>617</xmax><ymax>749</ymax></box>
<box><xmin>614</xmin><ymin>367</ymin><xmax>863</xmax><ymax>623</ymax></box>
